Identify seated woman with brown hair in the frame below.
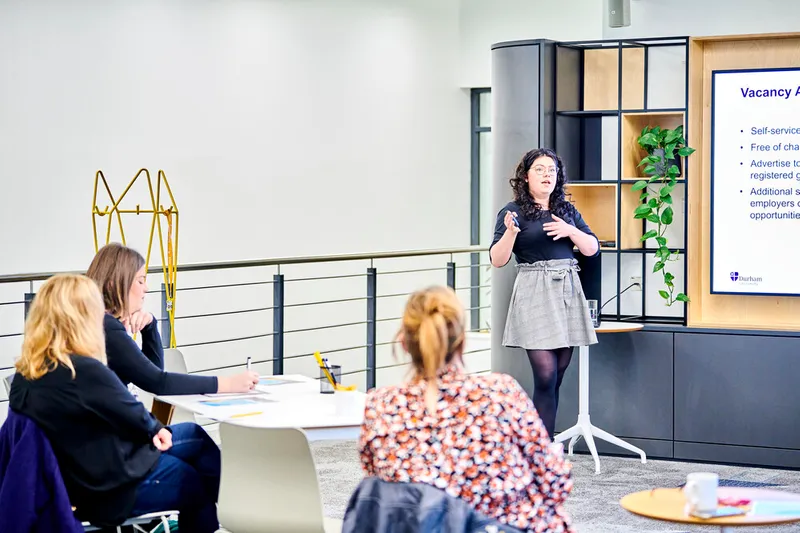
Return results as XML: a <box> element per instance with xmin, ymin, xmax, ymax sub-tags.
<box><xmin>359</xmin><ymin>286</ymin><xmax>575</xmax><ymax>533</ymax></box>
<box><xmin>9</xmin><ymin>274</ymin><xmax>220</xmax><ymax>532</ymax></box>
<box><xmin>86</xmin><ymin>242</ymin><xmax>259</xmax><ymax>396</ymax></box>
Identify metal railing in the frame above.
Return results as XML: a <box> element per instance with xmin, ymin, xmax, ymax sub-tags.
<box><xmin>0</xmin><ymin>246</ymin><xmax>493</xmax><ymax>400</ymax></box>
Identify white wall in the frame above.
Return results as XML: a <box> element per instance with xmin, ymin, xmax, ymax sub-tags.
<box><xmin>0</xmin><ymin>0</ymin><xmax>468</xmax><ymax>276</ymax></box>
<box><xmin>458</xmin><ymin>0</ymin><xmax>604</xmax><ymax>88</ymax></box>
<box><xmin>0</xmin><ymin>0</ymin><xmax>487</xmax><ymax>418</ymax></box>
<box><xmin>604</xmin><ymin>0</ymin><xmax>800</xmax><ymax>39</ymax></box>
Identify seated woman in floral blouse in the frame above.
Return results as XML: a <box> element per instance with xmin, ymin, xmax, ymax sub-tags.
<box><xmin>358</xmin><ymin>286</ymin><xmax>575</xmax><ymax>533</ymax></box>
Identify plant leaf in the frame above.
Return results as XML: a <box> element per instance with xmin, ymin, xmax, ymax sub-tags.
<box><xmin>667</xmin><ymin>164</ymin><xmax>680</xmax><ymax>177</ymax></box>
<box><xmin>676</xmin><ymin>293</ymin><xmax>690</xmax><ymax>303</ymax></box>
<box><xmin>634</xmin><ymin>204</ymin><xmax>652</xmax><ymax>216</ymax></box>
<box><xmin>661</xmin><ymin>206</ymin><xmax>674</xmax><ymax>225</ymax></box>
<box><xmin>648</xmin><ymin>197</ymin><xmax>659</xmax><ymax>208</ymax></box>
<box><xmin>646</xmin><ymin>213</ymin><xmax>660</xmax><ymax>224</ymax></box>
<box><xmin>631</xmin><ymin>180</ymin><xmax>649</xmax><ymax>191</ymax></box>
<box><xmin>658</xmin><ymin>290</ymin><xmax>670</xmax><ymax>299</ymax></box>
<box><xmin>656</xmin><ymin>236</ymin><xmax>667</xmax><ymax>246</ymax></box>
<box><xmin>640</xmin><ymin>192</ymin><xmax>648</xmax><ymax>201</ymax></box>
<box><xmin>640</xmin><ymin>229</ymin><xmax>658</xmax><ymax>242</ymax></box>
<box><xmin>677</xmin><ymin>147</ymin><xmax>695</xmax><ymax>157</ymax></box>
<box><xmin>664</xmin><ymin>128</ymin><xmax>681</xmax><ymax>143</ymax></box>
<box><xmin>639</xmin><ymin>133</ymin><xmax>659</xmax><ymax>148</ymax></box>
<box><xmin>660</xmin><ymin>183</ymin><xmax>675</xmax><ymax>197</ymax></box>
<box><xmin>643</xmin><ymin>164</ymin><xmax>657</xmax><ymax>175</ymax></box>
<box><xmin>662</xmin><ymin>194</ymin><xmax>673</xmax><ymax>205</ymax></box>
<box><xmin>653</xmin><ymin>261</ymin><xmax>665</xmax><ymax>273</ymax></box>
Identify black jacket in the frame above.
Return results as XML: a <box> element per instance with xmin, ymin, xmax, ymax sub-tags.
<box><xmin>104</xmin><ymin>313</ymin><xmax>217</xmax><ymax>395</ymax></box>
<box><xmin>342</xmin><ymin>477</ymin><xmax>526</xmax><ymax>533</ymax></box>
<box><xmin>9</xmin><ymin>355</ymin><xmax>164</xmax><ymax>526</ymax></box>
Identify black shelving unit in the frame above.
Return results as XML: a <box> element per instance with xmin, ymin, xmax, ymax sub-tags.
<box><xmin>552</xmin><ymin>36</ymin><xmax>691</xmax><ymax>325</ymax></box>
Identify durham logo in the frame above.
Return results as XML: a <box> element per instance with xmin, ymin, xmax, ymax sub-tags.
<box><xmin>730</xmin><ymin>271</ymin><xmax>762</xmax><ymax>283</ymax></box>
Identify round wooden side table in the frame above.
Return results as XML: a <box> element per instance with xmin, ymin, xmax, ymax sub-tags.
<box><xmin>621</xmin><ymin>487</ymin><xmax>800</xmax><ymax>532</ymax></box>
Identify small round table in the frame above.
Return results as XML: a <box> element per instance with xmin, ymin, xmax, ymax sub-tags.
<box><xmin>553</xmin><ymin>321</ymin><xmax>646</xmax><ymax>474</ymax></box>
<box><xmin>621</xmin><ymin>487</ymin><xmax>800</xmax><ymax>532</ymax></box>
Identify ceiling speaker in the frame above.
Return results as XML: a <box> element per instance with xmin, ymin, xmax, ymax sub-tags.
<box><xmin>608</xmin><ymin>0</ymin><xmax>631</xmax><ymax>28</ymax></box>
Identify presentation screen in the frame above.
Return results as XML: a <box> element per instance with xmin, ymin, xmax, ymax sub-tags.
<box><xmin>711</xmin><ymin>67</ymin><xmax>800</xmax><ymax>296</ymax></box>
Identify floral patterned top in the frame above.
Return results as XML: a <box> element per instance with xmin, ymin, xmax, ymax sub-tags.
<box><xmin>359</xmin><ymin>364</ymin><xmax>575</xmax><ymax>533</ymax></box>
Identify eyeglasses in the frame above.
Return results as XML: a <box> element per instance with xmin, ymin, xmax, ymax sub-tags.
<box><xmin>532</xmin><ymin>165</ymin><xmax>558</xmax><ymax>176</ymax></box>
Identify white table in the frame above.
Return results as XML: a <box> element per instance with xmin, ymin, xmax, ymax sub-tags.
<box><xmin>156</xmin><ymin>374</ymin><xmax>367</xmax><ymax>441</ymax></box>
<box><xmin>553</xmin><ymin>321</ymin><xmax>646</xmax><ymax>474</ymax></box>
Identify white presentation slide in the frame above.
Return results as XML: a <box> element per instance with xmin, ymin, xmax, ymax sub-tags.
<box><xmin>711</xmin><ymin>67</ymin><xmax>800</xmax><ymax>296</ymax></box>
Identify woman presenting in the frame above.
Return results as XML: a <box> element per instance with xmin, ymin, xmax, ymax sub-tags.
<box><xmin>490</xmin><ymin>147</ymin><xmax>599</xmax><ymax>438</ymax></box>
<box><xmin>86</xmin><ymin>243</ymin><xmax>259</xmax><ymax>396</ymax></box>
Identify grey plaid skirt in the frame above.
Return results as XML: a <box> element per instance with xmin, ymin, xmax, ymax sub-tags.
<box><xmin>502</xmin><ymin>258</ymin><xmax>598</xmax><ymax>350</ymax></box>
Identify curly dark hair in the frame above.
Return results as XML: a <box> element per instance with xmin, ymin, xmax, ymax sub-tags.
<box><xmin>509</xmin><ymin>147</ymin><xmax>573</xmax><ymax>221</ymax></box>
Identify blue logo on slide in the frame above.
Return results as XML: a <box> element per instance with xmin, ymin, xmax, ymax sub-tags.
<box><xmin>730</xmin><ymin>272</ymin><xmax>739</xmax><ymax>281</ymax></box>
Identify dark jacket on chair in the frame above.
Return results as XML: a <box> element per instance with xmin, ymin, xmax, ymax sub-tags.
<box><xmin>342</xmin><ymin>477</ymin><xmax>526</xmax><ymax>533</ymax></box>
<box><xmin>9</xmin><ymin>355</ymin><xmax>165</xmax><ymax>526</ymax></box>
<box><xmin>0</xmin><ymin>409</ymin><xmax>83</xmax><ymax>533</ymax></box>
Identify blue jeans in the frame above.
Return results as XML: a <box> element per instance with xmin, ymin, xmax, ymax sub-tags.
<box><xmin>130</xmin><ymin>422</ymin><xmax>220</xmax><ymax>533</ymax></box>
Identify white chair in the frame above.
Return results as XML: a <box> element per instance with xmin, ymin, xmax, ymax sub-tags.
<box><xmin>163</xmin><ymin>348</ymin><xmax>189</xmax><ymax>374</ymax></box>
<box><xmin>217</xmin><ymin>424</ymin><xmax>342</xmax><ymax>533</ymax></box>
<box><xmin>2</xmin><ymin>373</ymin><xmax>13</xmax><ymax>396</ymax></box>
<box><xmin>161</xmin><ymin>348</ymin><xmax>200</xmax><ymax>425</ymax></box>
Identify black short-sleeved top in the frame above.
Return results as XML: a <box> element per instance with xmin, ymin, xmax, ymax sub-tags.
<box><xmin>489</xmin><ymin>201</ymin><xmax>599</xmax><ymax>265</ymax></box>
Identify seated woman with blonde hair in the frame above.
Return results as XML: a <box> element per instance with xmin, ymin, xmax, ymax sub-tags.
<box><xmin>359</xmin><ymin>286</ymin><xmax>575</xmax><ymax>533</ymax></box>
<box><xmin>9</xmin><ymin>274</ymin><xmax>220</xmax><ymax>532</ymax></box>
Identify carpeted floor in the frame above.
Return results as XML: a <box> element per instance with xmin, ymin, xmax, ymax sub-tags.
<box><xmin>311</xmin><ymin>440</ymin><xmax>800</xmax><ymax>532</ymax></box>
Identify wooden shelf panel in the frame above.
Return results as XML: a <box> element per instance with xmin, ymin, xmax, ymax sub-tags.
<box><xmin>583</xmin><ymin>48</ymin><xmax>645</xmax><ymax>111</ymax></box>
<box><xmin>621</xmin><ymin>111</ymin><xmax>686</xmax><ymax>180</ymax></box>
<box><xmin>565</xmin><ymin>183</ymin><xmax>617</xmax><ymax>246</ymax></box>
<box><xmin>619</xmin><ymin>183</ymin><xmax>686</xmax><ymax>250</ymax></box>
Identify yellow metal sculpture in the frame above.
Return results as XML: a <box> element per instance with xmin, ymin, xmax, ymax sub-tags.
<box><xmin>91</xmin><ymin>169</ymin><xmax>179</xmax><ymax>348</ymax></box>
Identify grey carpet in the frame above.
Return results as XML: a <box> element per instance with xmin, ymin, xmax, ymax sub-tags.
<box><xmin>310</xmin><ymin>441</ymin><xmax>800</xmax><ymax>532</ymax></box>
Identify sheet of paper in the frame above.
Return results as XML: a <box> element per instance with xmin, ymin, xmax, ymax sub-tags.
<box><xmin>751</xmin><ymin>500</ymin><xmax>800</xmax><ymax>517</ymax></box>
<box><xmin>203</xmin><ymin>390</ymin><xmax>265</xmax><ymax>398</ymax></box>
<box><xmin>197</xmin><ymin>395</ymin><xmax>274</xmax><ymax>407</ymax></box>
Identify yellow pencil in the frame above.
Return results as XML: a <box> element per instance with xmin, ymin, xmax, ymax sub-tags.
<box><xmin>230</xmin><ymin>411</ymin><xmax>263</xmax><ymax>418</ymax></box>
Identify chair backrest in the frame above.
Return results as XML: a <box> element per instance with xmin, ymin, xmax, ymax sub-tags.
<box><xmin>2</xmin><ymin>374</ymin><xmax>13</xmax><ymax>396</ymax></box>
<box><xmin>218</xmin><ymin>424</ymin><xmax>327</xmax><ymax>533</ymax></box>
<box><xmin>163</xmin><ymin>349</ymin><xmax>188</xmax><ymax>374</ymax></box>
<box><xmin>159</xmin><ymin>348</ymin><xmax>197</xmax><ymax>425</ymax></box>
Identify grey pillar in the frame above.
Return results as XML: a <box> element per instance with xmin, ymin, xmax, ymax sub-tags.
<box><xmin>490</xmin><ymin>40</ymin><xmax>554</xmax><ymax>396</ymax></box>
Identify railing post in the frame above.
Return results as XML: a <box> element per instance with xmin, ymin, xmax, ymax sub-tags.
<box><xmin>446</xmin><ymin>261</ymin><xmax>456</xmax><ymax>290</ymax></box>
<box><xmin>23</xmin><ymin>292</ymin><xmax>35</xmax><ymax>319</ymax></box>
<box><xmin>273</xmin><ymin>274</ymin><xmax>285</xmax><ymax>375</ymax></box>
<box><xmin>470</xmin><ymin>253</ymin><xmax>480</xmax><ymax>331</ymax></box>
<box><xmin>366</xmin><ymin>267</ymin><xmax>377</xmax><ymax>390</ymax></box>
<box><xmin>160</xmin><ymin>283</ymin><xmax>172</xmax><ymax>349</ymax></box>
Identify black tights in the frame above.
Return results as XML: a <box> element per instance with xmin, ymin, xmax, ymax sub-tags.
<box><xmin>526</xmin><ymin>347</ymin><xmax>573</xmax><ymax>439</ymax></box>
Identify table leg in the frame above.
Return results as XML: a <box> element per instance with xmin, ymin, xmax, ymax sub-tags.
<box><xmin>553</xmin><ymin>344</ymin><xmax>647</xmax><ymax>474</ymax></box>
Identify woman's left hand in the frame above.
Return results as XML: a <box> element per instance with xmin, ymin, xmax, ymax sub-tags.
<box><xmin>543</xmin><ymin>215</ymin><xmax>576</xmax><ymax>240</ymax></box>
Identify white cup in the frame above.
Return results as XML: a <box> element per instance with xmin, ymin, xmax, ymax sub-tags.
<box><xmin>684</xmin><ymin>472</ymin><xmax>719</xmax><ymax>515</ymax></box>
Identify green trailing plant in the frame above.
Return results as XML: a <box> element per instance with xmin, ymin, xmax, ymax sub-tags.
<box><xmin>632</xmin><ymin>124</ymin><xmax>695</xmax><ymax>306</ymax></box>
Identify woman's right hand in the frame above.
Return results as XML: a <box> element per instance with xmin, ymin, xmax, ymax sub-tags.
<box><xmin>504</xmin><ymin>210</ymin><xmax>520</xmax><ymax>234</ymax></box>
<box><xmin>218</xmin><ymin>371</ymin><xmax>260</xmax><ymax>393</ymax></box>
